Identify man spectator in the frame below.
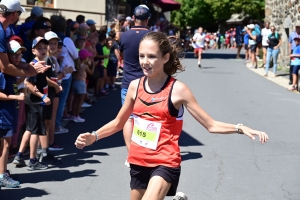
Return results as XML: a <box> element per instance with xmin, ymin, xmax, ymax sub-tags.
<box><xmin>235</xmin><ymin>23</ymin><xmax>244</xmax><ymax>59</ymax></box>
<box><xmin>288</xmin><ymin>23</ymin><xmax>300</xmax><ymax>85</ymax></box>
<box><xmin>261</xmin><ymin>22</ymin><xmax>271</xmax><ymax>68</ymax></box>
<box><xmin>119</xmin><ymin>5</ymin><xmax>151</xmax><ymax>166</ymax></box>
<box><xmin>76</xmin><ymin>14</ymin><xmax>85</xmax><ymax>24</ymax></box>
<box><xmin>86</xmin><ymin>19</ymin><xmax>97</xmax><ymax>33</ymax></box>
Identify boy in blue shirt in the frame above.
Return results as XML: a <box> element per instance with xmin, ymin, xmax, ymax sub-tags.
<box><xmin>243</xmin><ymin>28</ymin><xmax>250</xmax><ymax>60</ymax></box>
<box><xmin>0</xmin><ymin>40</ymin><xmax>27</xmax><ymax>188</ymax></box>
<box><xmin>288</xmin><ymin>37</ymin><xmax>300</xmax><ymax>91</ymax></box>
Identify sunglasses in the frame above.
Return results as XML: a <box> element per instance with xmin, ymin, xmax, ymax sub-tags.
<box><xmin>11</xmin><ymin>53</ymin><xmax>23</xmax><ymax>59</ymax></box>
<box><xmin>17</xmin><ymin>11</ymin><xmax>22</xmax><ymax>16</ymax></box>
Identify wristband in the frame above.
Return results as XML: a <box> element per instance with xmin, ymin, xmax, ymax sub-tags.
<box><xmin>91</xmin><ymin>131</ymin><xmax>98</xmax><ymax>142</ymax></box>
<box><xmin>235</xmin><ymin>123</ymin><xmax>243</xmax><ymax>134</ymax></box>
<box><xmin>41</xmin><ymin>94</ymin><xmax>47</xmax><ymax>101</ymax></box>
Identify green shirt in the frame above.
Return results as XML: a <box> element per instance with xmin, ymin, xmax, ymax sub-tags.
<box><xmin>103</xmin><ymin>46</ymin><xmax>110</xmax><ymax>68</ymax></box>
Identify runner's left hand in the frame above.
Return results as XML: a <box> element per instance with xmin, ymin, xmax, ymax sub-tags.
<box><xmin>240</xmin><ymin>126</ymin><xmax>269</xmax><ymax>144</ymax></box>
<box><xmin>75</xmin><ymin>132</ymin><xmax>95</xmax><ymax>149</ymax></box>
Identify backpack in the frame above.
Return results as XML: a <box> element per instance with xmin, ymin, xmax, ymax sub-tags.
<box><xmin>268</xmin><ymin>32</ymin><xmax>279</xmax><ymax>40</ymax></box>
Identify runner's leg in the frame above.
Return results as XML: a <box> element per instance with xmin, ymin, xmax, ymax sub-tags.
<box><xmin>130</xmin><ymin>189</ymin><xmax>146</xmax><ymax>200</ymax></box>
<box><xmin>141</xmin><ymin>176</ymin><xmax>171</xmax><ymax>200</ymax></box>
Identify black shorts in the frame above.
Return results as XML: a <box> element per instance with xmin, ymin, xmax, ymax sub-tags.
<box><xmin>97</xmin><ymin>65</ymin><xmax>104</xmax><ymax>78</ymax></box>
<box><xmin>0</xmin><ymin>129</ymin><xmax>14</xmax><ymax>138</ymax></box>
<box><xmin>250</xmin><ymin>44</ymin><xmax>257</xmax><ymax>52</ymax></box>
<box><xmin>130</xmin><ymin>164</ymin><xmax>181</xmax><ymax>196</ymax></box>
<box><xmin>25</xmin><ymin>104</ymin><xmax>47</xmax><ymax>135</ymax></box>
<box><xmin>107</xmin><ymin>60</ymin><xmax>118</xmax><ymax>77</ymax></box>
<box><xmin>244</xmin><ymin>45</ymin><xmax>249</xmax><ymax>50</ymax></box>
<box><xmin>262</xmin><ymin>45</ymin><xmax>268</xmax><ymax>49</ymax></box>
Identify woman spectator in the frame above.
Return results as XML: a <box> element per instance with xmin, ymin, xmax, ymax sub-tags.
<box><xmin>51</xmin><ymin>15</ymin><xmax>78</xmax><ymax>134</ymax></box>
<box><xmin>264</xmin><ymin>26</ymin><xmax>282</xmax><ymax>77</ymax></box>
<box><xmin>247</xmin><ymin>24</ymin><xmax>258</xmax><ymax>69</ymax></box>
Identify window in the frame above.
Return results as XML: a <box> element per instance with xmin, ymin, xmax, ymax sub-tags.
<box><xmin>26</xmin><ymin>0</ymin><xmax>54</xmax><ymax>8</ymax></box>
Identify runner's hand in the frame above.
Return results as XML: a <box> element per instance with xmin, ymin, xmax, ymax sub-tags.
<box><xmin>240</xmin><ymin>126</ymin><xmax>269</xmax><ymax>144</ymax></box>
<box><xmin>75</xmin><ymin>133</ymin><xmax>95</xmax><ymax>149</ymax></box>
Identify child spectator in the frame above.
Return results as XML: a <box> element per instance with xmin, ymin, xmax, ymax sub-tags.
<box><xmin>107</xmin><ymin>31</ymin><xmax>121</xmax><ymax>90</ymax></box>
<box><xmin>14</xmin><ymin>37</ymin><xmax>50</xmax><ymax>171</ymax></box>
<box><xmin>243</xmin><ymin>27</ymin><xmax>250</xmax><ymax>60</ymax></box>
<box><xmin>102</xmin><ymin>38</ymin><xmax>111</xmax><ymax>90</ymax></box>
<box><xmin>288</xmin><ymin>37</ymin><xmax>300</xmax><ymax>91</ymax></box>
<box><xmin>71</xmin><ymin>49</ymin><xmax>97</xmax><ymax>122</ymax></box>
<box><xmin>0</xmin><ymin>40</ymin><xmax>26</xmax><ymax>188</ymax></box>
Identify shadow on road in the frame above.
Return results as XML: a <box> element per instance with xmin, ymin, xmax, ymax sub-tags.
<box><xmin>184</xmin><ymin>51</ymin><xmax>240</xmax><ymax>59</ymax></box>
<box><xmin>1</xmin><ymin>187</ymin><xmax>49</xmax><ymax>200</ymax></box>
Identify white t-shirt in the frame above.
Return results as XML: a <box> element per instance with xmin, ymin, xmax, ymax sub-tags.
<box><xmin>261</xmin><ymin>28</ymin><xmax>272</xmax><ymax>46</ymax></box>
<box><xmin>193</xmin><ymin>33</ymin><xmax>206</xmax><ymax>48</ymax></box>
<box><xmin>60</xmin><ymin>37</ymin><xmax>78</xmax><ymax>80</ymax></box>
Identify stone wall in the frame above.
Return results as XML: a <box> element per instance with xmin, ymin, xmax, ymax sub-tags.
<box><xmin>265</xmin><ymin>0</ymin><xmax>300</xmax><ymax>66</ymax></box>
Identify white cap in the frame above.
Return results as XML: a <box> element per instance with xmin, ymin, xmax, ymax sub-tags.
<box><xmin>0</xmin><ymin>0</ymin><xmax>26</xmax><ymax>13</ymax></box>
<box><xmin>44</xmin><ymin>31</ymin><xmax>60</xmax><ymax>41</ymax></box>
<box><xmin>247</xmin><ymin>24</ymin><xmax>255</xmax><ymax>29</ymax></box>
<box><xmin>9</xmin><ymin>40</ymin><xmax>26</xmax><ymax>53</ymax></box>
<box><xmin>126</xmin><ymin>16</ymin><xmax>133</xmax><ymax>21</ymax></box>
<box><xmin>32</xmin><ymin>36</ymin><xmax>48</xmax><ymax>48</ymax></box>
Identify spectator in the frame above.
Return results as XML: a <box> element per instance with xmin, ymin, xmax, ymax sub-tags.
<box><xmin>68</xmin><ymin>21</ymin><xmax>79</xmax><ymax>38</ymax></box>
<box><xmin>107</xmin><ymin>31</ymin><xmax>121</xmax><ymax>90</ymax></box>
<box><xmin>119</xmin><ymin>5</ymin><xmax>151</xmax><ymax>166</ymax></box>
<box><xmin>51</xmin><ymin>15</ymin><xmax>78</xmax><ymax>134</ymax></box>
<box><xmin>86</xmin><ymin>19</ymin><xmax>97</xmax><ymax>33</ymax></box>
<box><xmin>261</xmin><ymin>22</ymin><xmax>271</xmax><ymax>68</ymax></box>
<box><xmin>123</xmin><ymin>16</ymin><xmax>133</xmax><ymax>31</ymax></box>
<box><xmin>235</xmin><ymin>24</ymin><xmax>244</xmax><ymax>59</ymax></box>
<box><xmin>264</xmin><ymin>26</ymin><xmax>281</xmax><ymax>77</ymax></box>
<box><xmin>247</xmin><ymin>24</ymin><xmax>258</xmax><ymax>68</ymax></box>
<box><xmin>76</xmin><ymin>14</ymin><xmax>85</xmax><ymax>24</ymax></box>
<box><xmin>243</xmin><ymin>27</ymin><xmax>250</xmax><ymax>60</ymax></box>
<box><xmin>288</xmin><ymin>23</ymin><xmax>300</xmax><ymax>85</ymax></box>
<box><xmin>288</xmin><ymin>37</ymin><xmax>300</xmax><ymax>91</ymax></box>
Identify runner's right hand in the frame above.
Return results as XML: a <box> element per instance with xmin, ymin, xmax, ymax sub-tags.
<box><xmin>75</xmin><ymin>133</ymin><xmax>95</xmax><ymax>149</ymax></box>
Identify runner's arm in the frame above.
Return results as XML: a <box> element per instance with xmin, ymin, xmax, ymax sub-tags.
<box><xmin>173</xmin><ymin>81</ymin><xmax>268</xmax><ymax>143</ymax></box>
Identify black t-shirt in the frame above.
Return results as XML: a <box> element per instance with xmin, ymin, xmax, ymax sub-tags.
<box><xmin>44</xmin><ymin>56</ymin><xmax>57</xmax><ymax>100</ymax></box>
<box><xmin>26</xmin><ymin>59</ymin><xmax>48</xmax><ymax>104</ymax></box>
<box><xmin>119</xmin><ymin>26</ymin><xmax>150</xmax><ymax>89</ymax></box>
<box><xmin>109</xmin><ymin>41</ymin><xmax>119</xmax><ymax>62</ymax></box>
<box><xmin>268</xmin><ymin>33</ymin><xmax>280</xmax><ymax>48</ymax></box>
<box><xmin>95</xmin><ymin>43</ymin><xmax>104</xmax><ymax>63</ymax></box>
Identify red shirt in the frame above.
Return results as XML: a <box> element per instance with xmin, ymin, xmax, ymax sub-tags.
<box><xmin>127</xmin><ymin>76</ymin><xmax>183</xmax><ymax>168</ymax></box>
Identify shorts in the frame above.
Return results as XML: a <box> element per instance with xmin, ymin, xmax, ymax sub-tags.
<box><xmin>25</xmin><ymin>104</ymin><xmax>46</xmax><ymax>135</ymax></box>
<box><xmin>244</xmin><ymin>44</ymin><xmax>249</xmax><ymax>50</ymax></box>
<box><xmin>0</xmin><ymin>129</ymin><xmax>14</xmax><ymax>138</ymax></box>
<box><xmin>97</xmin><ymin>65</ymin><xmax>104</xmax><ymax>78</ymax></box>
<box><xmin>262</xmin><ymin>45</ymin><xmax>268</xmax><ymax>49</ymax></box>
<box><xmin>291</xmin><ymin>65</ymin><xmax>300</xmax><ymax>74</ymax></box>
<box><xmin>121</xmin><ymin>88</ymin><xmax>133</xmax><ymax>119</ymax></box>
<box><xmin>194</xmin><ymin>48</ymin><xmax>204</xmax><ymax>55</ymax></box>
<box><xmin>130</xmin><ymin>164</ymin><xmax>181</xmax><ymax>196</ymax></box>
<box><xmin>250</xmin><ymin>44</ymin><xmax>257</xmax><ymax>52</ymax></box>
<box><xmin>108</xmin><ymin>60</ymin><xmax>117</xmax><ymax>77</ymax></box>
<box><xmin>72</xmin><ymin>80</ymin><xmax>86</xmax><ymax>95</ymax></box>
<box><xmin>236</xmin><ymin>42</ymin><xmax>243</xmax><ymax>47</ymax></box>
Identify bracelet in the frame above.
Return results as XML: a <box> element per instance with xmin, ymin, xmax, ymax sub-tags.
<box><xmin>235</xmin><ymin>123</ymin><xmax>244</xmax><ymax>134</ymax></box>
<box><xmin>91</xmin><ymin>131</ymin><xmax>98</xmax><ymax>143</ymax></box>
<box><xmin>41</xmin><ymin>94</ymin><xmax>47</xmax><ymax>100</ymax></box>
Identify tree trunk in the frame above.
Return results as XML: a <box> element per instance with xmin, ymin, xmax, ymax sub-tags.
<box><xmin>106</xmin><ymin>0</ymin><xmax>119</xmax><ymax>22</ymax></box>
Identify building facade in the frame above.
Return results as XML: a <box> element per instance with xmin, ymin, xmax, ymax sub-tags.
<box><xmin>265</xmin><ymin>0</ymin><xmax>300</xmax><ymax>66</ymax></box>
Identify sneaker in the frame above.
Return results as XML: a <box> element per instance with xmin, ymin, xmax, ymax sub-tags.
<box><xmin>288</xmin><ymin>85</ymin><xmax>298</xmax><ymax>92</ymax></box>
<box><xmin>27</xmin><ymin>161</ymin><xmax>48</xmax><ymax>171</ymax></box>
<box><xmin>12</xmin><ymin>155</ymin><xmax>26</xmax><ymax>166</ymax></box>
<box><xmin>39</xmin><ymin>152</ymin><xmax>62</xmax><ymax>165</ymax></box>
<box><xmin>173</xmin><ymin>192</ymin><xmax>188</xmax><ymax>200</ymax></box>
<box><xmin>0</xmin><ymin>173</ymin><xmax>20</xmax><ymax>188</ymax></box>
<box><xmin>124</xmin><ymin>159</ymin><xmax>130</xmax><ymax>168</ymax></box>
<box><xmin>62</xmin><ymin>115</ymin><xmax>74</xmax><ymax>121</ymax></box>
<box><xmin>81</xmin><ymin>102</ymin><xmax>92</xmax><ymax>108</ymax></box>
<box><xmin>55</xmin><ymin>127</ymin><xmax>69</xmax><ymax>134</ymax></box>
<box><xmin>49</xmin><ymin>143</ymin><xmax>64</xmax><ymax>151</ymax></box>
<box><xmin>73</xmin><ymin>116</ymin><xmax>85</xmax><ymax>123</ymax></box>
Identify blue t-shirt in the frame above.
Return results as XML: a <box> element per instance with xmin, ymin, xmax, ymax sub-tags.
<box><xmin>289</xmin><ymin>32</ymin><xmax>300</xmax><ymax>51</ymax></box>
<box><xmin>291</xmin><ymin>45</ymin><xmax>300</xmax><ymax>66</ymax></box>
<box><xmin>244</xmin><ymin>33</ymin><xmax>249</xmax><ymax>45</ymax></box>
<box><xmin>119</xmin><ymin>26</ymin><xmax>151</xmax><ymax>89</ymax></box>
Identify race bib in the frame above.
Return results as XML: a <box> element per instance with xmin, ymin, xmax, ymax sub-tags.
<box><xmin>131</xmin><ymin>115</ymin><xmax>162</xmax><ymax>150</ymax></box>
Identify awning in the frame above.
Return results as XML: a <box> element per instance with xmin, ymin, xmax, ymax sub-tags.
<box><xmin>226</xmin><ymin>13</ymin><xmax>249</xmax><ymax>24</ymax></box>
<box><xmin>149</xmin><ymin>0</ymin><xmax>181</xmax><ymax>12</ymax></box>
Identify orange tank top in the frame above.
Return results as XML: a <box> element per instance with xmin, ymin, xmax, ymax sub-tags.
<box><xmin>127</xmin><ymin>76</ymin><xmax>183</xmax><ymax>168</ymax></box>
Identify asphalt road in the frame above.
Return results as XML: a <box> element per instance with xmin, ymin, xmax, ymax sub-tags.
<box><xmin>4</xmin><ymin>49</ymin><xmax>300</xmax><ymax>200</ymax></box>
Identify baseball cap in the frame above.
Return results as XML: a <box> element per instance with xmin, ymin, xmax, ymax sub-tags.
<box><xmin>293</xmin><ymin>37</ymin><xmax>300</xmax><ymax>40</ymax></box>
<box><xmin>79</xmin><ymin>49</ymin><xmax>93</xmax><ymax>60</ymax></box>
<box><xmin>86</xmin><ymin>19</ymin><xmax>96</xmax><ymax>25</ymax></box>
<box><xmin>9</xmin><ymin>40</ymin><xmax>26</xmax><ymax>53</ymax></box>
<box><xmin>8</xmin><ymin>35</ymin><xmax>23</xmax><ymax>46</ymax></box>
<box><xmin>33</xmin><ymin>20</ymin><xmax>51</xmax><ymax>30</ymax></box>
<box><xmin>44</xmin><ymin>31</ymin><xmax>60</xmax><ymax>41</ymax></box>
<box><xmin>247</xmin><ymin>24</ymin><xmax>255</xmax><ymax>29</ymax></box>
<box><xmin>133</xmin><ymin>5</ymin><xmax>151</xmax><ymax>20</ymax></box>
<box><xmin>0</xmin><ymin>0</ymin><xmax>26</xmax><ymax>13</ymax></box>
<box><xmin>79</xmin><ymin>23</ymin><xmax>90</xmax><ymax>30</ymax></box>
<box><xmin>76</xmin><ymin>36</ymin><xmax>86</xmax><ymax>41</ymax></box>
<box><xmin>32</xmin><ymin>36</ymin><xmax>49</xmax><ymax>48</ymax></box>
<box><xmin>31</xmin><ymin>6</ymin><xmax>43</xmax><ymax>17</ymax></box>
<box><xmin>126</xmin><ymin>16</ymin><xmax>133</xmax><ymax>21</ymax></box>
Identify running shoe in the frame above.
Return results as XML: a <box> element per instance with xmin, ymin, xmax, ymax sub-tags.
<box><xmin>124</xmin><ymin>159</ymin><xmax>130</xmax><ymax>168</ymax></box>
<box><xmin>0</xmin><ymin>173</ymin><xmax>20</xmax><ymax>188</ymax></box>
<box><xmin>49</xmin><ymin>142</ymin><xmax>64</xmax><ymax>151</ymax></box>
<box><xmin>55</xmin><ymin>127</ymin><xmax>69</xmax><ymax>134</ymax></box>
<box><xmin>81</xmin><ymin>102</ymin><xmax>92</xmax><ymax>108</ymax></box>
<box><xmin>288</xmin><ymin>85</ymin><xmax>298</xmax><ymax>92</ymax></box>
<box><xmin>73</xmin><ymin>116</ymin><xmax>85</xmax><ymax>123</ymax></box>
<box><xmin>62</xmin><ymin>115</ymin><xmax>74</xmax><ymax>121</ymax></box>
<box><xmin>12</xmin><ymin>155</ymin><xmax>26</xmax><ymax>166</ymax></box>
<box><xmin>27</xmin><ymin>161</ymin><xmax>48</xmax><ymax>171</ymax></box>
<box><xmin>39</xmin><ymin>152</ymin><xmax>62</xmax><ymax>165</ymax></box>
<box><xmin>173</xmin><ymin>192</ymin><xmax>188</xmax><ymax>200</ymax></box>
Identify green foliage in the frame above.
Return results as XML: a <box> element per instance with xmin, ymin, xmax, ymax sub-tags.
<box><xmin>171</xmin><ymin>0</ymin><xmax>265</xmax><ymax>28</ymax></box>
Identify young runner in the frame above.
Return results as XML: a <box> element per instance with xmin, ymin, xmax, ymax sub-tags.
<box><xmin>75</xmin><ymin>32</ymin><xmax>269</xmax><ymax>200</ymax></box>
<box><xmin>193</xmin><ymin>27</ymin><xmax>205</xmax><ymax>67</ymax></box>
